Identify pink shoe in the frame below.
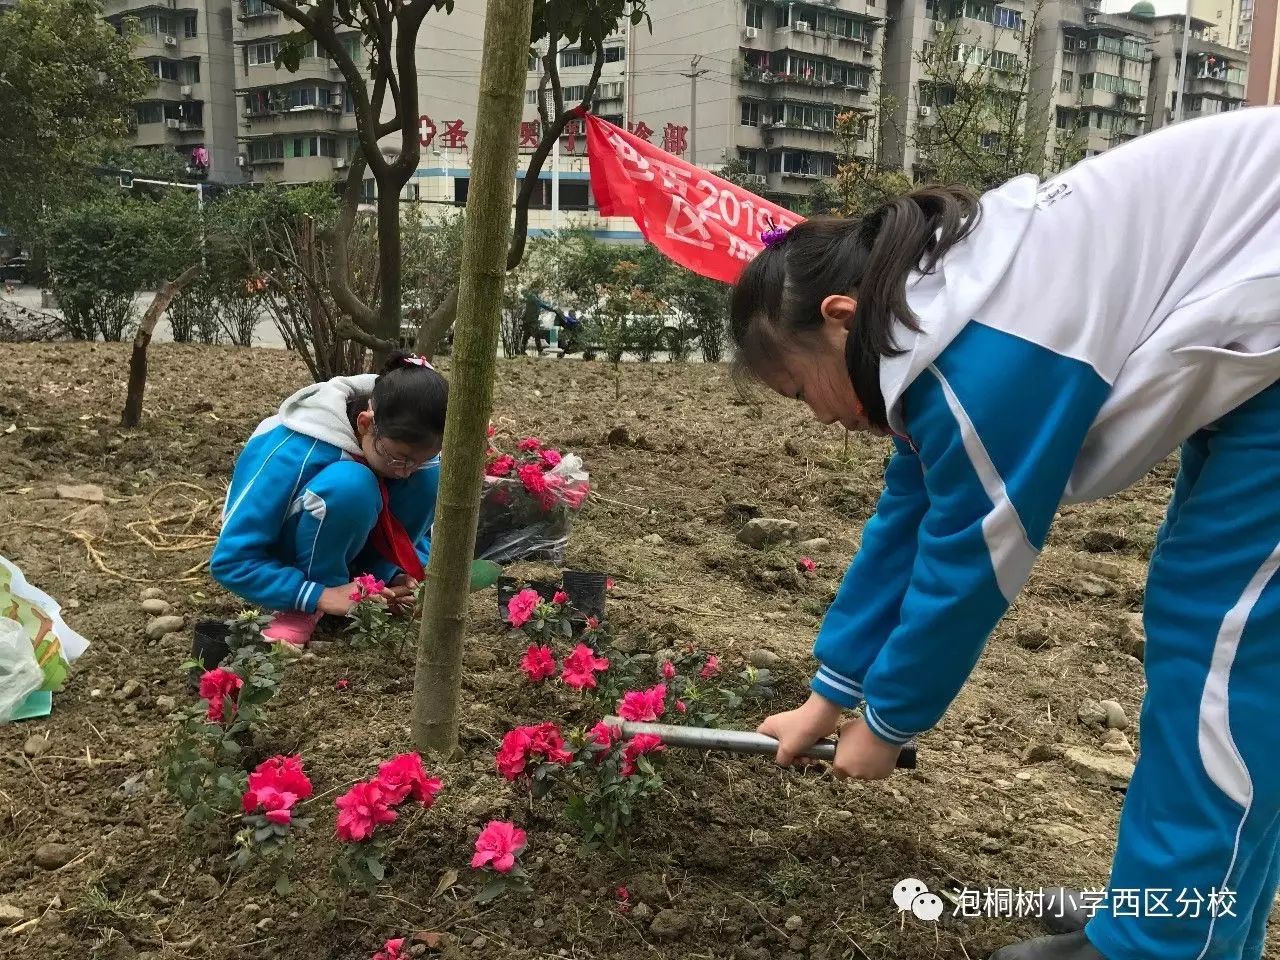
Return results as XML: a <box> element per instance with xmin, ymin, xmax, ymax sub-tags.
<box><xmin>261</xmin><ymin>610</ymin><xmax>323</xmax><ymax>649</ymax></box>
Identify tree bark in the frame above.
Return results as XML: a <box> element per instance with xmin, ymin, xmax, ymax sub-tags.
<box><xmin>411</xmin><ymin>0</ymin><xmax>533</xmax><ymax>755</ymax></box>
<box><xmin>120</xmin><ymin>264</ymin><xmax>202</xmax><ymax>428</ymax></box>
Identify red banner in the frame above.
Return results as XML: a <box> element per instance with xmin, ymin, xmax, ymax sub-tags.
<box><xmin>584</xmin><ymin>113</ymin><xmax>802</xmax><ymax>285</ymax></box>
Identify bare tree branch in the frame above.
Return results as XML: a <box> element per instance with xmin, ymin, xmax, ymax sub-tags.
<box><xmin>328</xmin><ymin>152</ymin><xmax>376</xmax><ymax>330</ymax></box>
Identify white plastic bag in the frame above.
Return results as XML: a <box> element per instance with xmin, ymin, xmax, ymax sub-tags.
<box><xmin>475</xmin><ymin>453</ymin><xmax>591</xmax><ymax>564</ymax></box>
<box><xmin>0</xmin><ymin>617</ymin><xmax>44</xmax><ymax>725</ymax></box>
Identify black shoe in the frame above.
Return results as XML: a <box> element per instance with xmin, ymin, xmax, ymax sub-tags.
<box><xmin>989</xmin><ymin>931</ymin><xmax>1105</xmax><ymax>960</ymax></box>
<box><xmin>1034</xmin><ymin>887</ymin><xmax>1092</xmax><ymax>934</ymax></box>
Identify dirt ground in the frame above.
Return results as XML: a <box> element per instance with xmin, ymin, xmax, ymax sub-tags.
<box><xmin>0</xmin><ymin>342</ymin><xmax>1238</xmax><ymax>960</ymax></box>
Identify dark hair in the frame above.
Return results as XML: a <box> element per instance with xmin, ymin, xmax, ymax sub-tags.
<box><xmin>346</xmin><ymin>350</ymin><xmax>449</xmax><ymax>447</ymax></box>
<box><xmin>730</xmin><ymin>186</ymin><xmax>980</xmax><ymax>430</ymax></box>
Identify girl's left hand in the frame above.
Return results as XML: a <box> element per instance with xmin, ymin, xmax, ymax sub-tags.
<box><xmin>832</xmin><ymin>717</ymin><xmax>904</xmax><ymax>781</ymax></box>
<box><xmin>385</xmin><ymin>575</ymin><xmax>419</xmax><ymax>615</ymax></box>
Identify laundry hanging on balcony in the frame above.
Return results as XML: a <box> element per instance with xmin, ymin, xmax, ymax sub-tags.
<box><xmin>582</xmin><ymin>111</ymin><xmax>802</xmax><ymax>285</ymax></box>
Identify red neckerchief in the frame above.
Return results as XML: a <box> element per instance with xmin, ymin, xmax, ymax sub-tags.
<box><xmin>356</xmin><ymin>458</ymin><xmax>426</xmax><ymax>582</ymax></box>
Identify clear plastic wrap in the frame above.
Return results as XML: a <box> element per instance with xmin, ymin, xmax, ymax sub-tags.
<box><xmin>0</xmin><ymin>617</ymin><xmax>44</xmax><ymax>725</ymax></box>
<box><xmin>475</xmin><ymin>452</ymin><xmax>590</xmax><ymax>564</ymax></box>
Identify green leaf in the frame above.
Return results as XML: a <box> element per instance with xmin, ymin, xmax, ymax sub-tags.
<box><xmin>367</xmin><ymin>856</ymin><xmax>386</xmax><ymax>881</ymax></box>
<box><xmin>274</xmin><ymin>875</ymin><xmax>293</xmax><ymax>895</ymax></box>
<box><xmin>470</xmin><ymin>559</ymin><xmax>503</xmax><ymax>591</ymax></box>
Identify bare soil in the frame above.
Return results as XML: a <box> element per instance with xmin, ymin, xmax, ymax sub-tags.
<box><xmin>0</xmin><ymin>342</ymin><xmax>1226</xmax><ymax>960</ymax></box>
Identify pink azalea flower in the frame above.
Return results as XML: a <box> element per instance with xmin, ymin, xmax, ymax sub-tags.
<box><xmin>661</xmin><ymin>660</ymin><xmax>676</xmax><ymax>680</ymax></box>
<box><xmin>618</xmin><ymin>683</ymin><xmax>667</xmax><ymax>722</ymax></box>
<box><xmin>585</xmin><ymin>615</ymin><xmax>600</xmax><ymax>631</ymax></box>
<box><xmin>539</xmin><ymin>449</ymin><xmax>563</xmax><ymax>470</ymax></box>
<box><xmin>517</xmin><ymin>437</ymin><xmax>543</xmax><ymax>453</ymax></box>
<box><xmin>241</xmin><ymin>784</ymin><xmax>299</xmax><ymax>825</ymax></box>
<box><xmin>561</xmin><ymin>643</ymin><xmax>610</xmax><ymax>690</ymax></box>
<box><xmin>616</xmin><ymin>886</ymin><xmax>631</xmax><ymax>912</ymax></box>
<box><xmin>336</xmin><ymin>678</ymin><xmax>350</xmax><ymax>690</ymax></box>
<box><xmin>351</xmin><ymin>573</ymin><xmax>386</xmax><ymax>602</ymax></box>
<box><xmin>518</xmin><ymin>463</ymin><xmax>557</xmax><ymax>511</ymax></box>
<box><xmin>520</xmin><ymin>644</ymin><xmax>557</xmax><ymax>683</ymax></box>
<box><xmin>376</xmin><ymin>753</ymin><xmax>443</xmax><ymax>807</ymax></box>
<box><xmin>486</xmin><ymin>454</ymin><xmax>516</xmax><ymax>478</ymax></box>
<box><xmin>620</xmin><ymin>733</ymin><xmax>665</xmax><ymax>776</ymax></box>
<box><xmin>561</xmin><ymin>483</ymin><xmax>588</xmax><ymax>510</ymax></box>
<box><xmin>606</xmin><ymin>578</ymin><xmax>615</xmax><ymax>590</ymax></box>
<box><xmin>335</xmin><ymin>781</ymin><xmax>398</xmax><ymax>842</ymax></box>
<box><xmin>372</xmin><ymin>937</ymin><xmax>406</xmax><ymax>960</ymax></box>
<box><xmin>248</xmin><ymin>755</ymin><xmax>313</xmax><ymax>800</ymax></box>
<box><xmin>496</xmin><ymin>723</ymin><xmax>573</xmax><ymax>780</ymax></box>
<box><xmin>471</xmin><ymin>820</ymin><xmax>527</xmax><ymax>874</ymax></box>
<box><xmin>506</xmin><ymin>587</ymin><xmax>540</xmax><ymax>628</ymax></box>
<box><xmin>486</xmin><ymin>423</ymin><xmax>496</xmax><ymax>438</ymax></box>
<box><xmin>198</xmin><ymin>668</ymin><xmax>243</xmax><ymax>724</ymax></box>
<box><xmin>553</xmin><ymin>590</ymin><xmax>569</xmax><ymax>606</ymax></box>
<box><xmin>699</xmin><ymin>655</ymin><xmax>721</xmax><ymax>680</ymax></box>
<box><xmin>798</xmin><ymin>556</ymin><xmax>816</xmax><ymax>573</ymax></box>
<box><xmin>676</xmin><ymin>700</ymin><xmax>688</xmax><ymax>714</ymax></box>
<box><xmin>589</xmin><ymin>721</ymin><xmax>623</xmax><ymax>747</ymax></box>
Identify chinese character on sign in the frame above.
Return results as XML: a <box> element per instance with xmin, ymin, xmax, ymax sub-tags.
<box><xmin>520</xmin><ymin>120</ymin><xmax>541</xmax><ymax>147</ymax></box>
<box><xmin>662</xmin><ymin>123</ymin><xmax>689</xmax><ymax>156</ymax></box>
<box><xmin>1177</xmin><ymin>888</ymin><xmax>1204</xmax><ymax>919</ymax></box>
<box><xmin>983</xmin><ymin>888</ymin><xmax>1015</xmax><ymax>918</ymax></box>
<box><xmin>418</xmin><ymin>115</ymin><xmax>436</xmax><ymax>148</ymax></box>
<box><xmin>1111</xmin><ymin>889</ymin><xmax>1141</xmax><ymax>918</ymax></box>
<box><xmin>1145</xmin><ymin>889</ymin><xmax>1173</xmax><ymax>918</ymax></box>
<box><xmin>953</xmin><ymin>888</ymin><xmax>983</xmax><ymax>919</ymax></box>
<box><xmin>441</xmin><ymin>119</ymin><xmax>469</xmax><ymax>149</ymax></box>
<box><xmin>1207</xmin><ymin>887</ymin><xmax>1237</xmax><ymax>918</ymax></box>
<box><xmin>1015</xmin><ymin>888</ymin><xmax>1044</xmax><ymax>919</ymax></box>
<box><xmin>564</xmin><ymin>119</ymin><xmax>583</xmax><ymax>153</ymax></box>
<box><xmin>628</xmin><ymin>120</ymin><xmax>654</xmax><ymax>141</ymax></box>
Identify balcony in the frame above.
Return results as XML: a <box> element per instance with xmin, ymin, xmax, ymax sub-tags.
<box><xmin>242</xmin><ymin>58</ymin><xmax>340</xmax><ymax>87</ymax></box>
<box><xmin>132</xmin><ymin>33</ymin><xmax>188</xmax><ymax>59</ymax></box>
<box><xmin>134</xmin><ymin>121</ymin><xmax>181</xmax><ymax>147</ymax></box>
<box><xmin>105</xmin><ymin>0</ymin><xmax>197</xmax><ymax>14</ymax></box>
<box><xmin>773</xmin><ymin>24</ymin><xmax>872</xmax><ymax>59</ymax></box>
<box><xmin>242</xmin><ymin>105</ymin><xmax>354</xmax><ymax>136</ymax></box>
<box><xmin>1186</xmin><ymin>75</ymin><xmax>1246</xmax><ymax>100</ymax></box>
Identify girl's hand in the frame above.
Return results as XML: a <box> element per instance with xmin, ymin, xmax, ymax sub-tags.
<box><xmin>385</xmin><ymin>574</ymin><xmax>419</xmax><ymax>616</ymax></box>
<box><xmin>756</xmin><ymin>692</ymin><xmax>843</xmax><ymax>766</ymax></box>
<box><xmin>318</xmin><ymin>583</ymin><xmax>363</xmax><ymax>616</ymax></box>
<box><xmin>831</xmin><ymin>717</ymin><xmax>903</xmax><ymax>781</ymax></box>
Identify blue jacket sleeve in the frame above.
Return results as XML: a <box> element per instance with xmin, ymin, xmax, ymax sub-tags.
<box><xmin>210</xmin><ymin>429</ymin><xmax>328</xmax><ymax>614</ymax></box>
<box><xmin>810</xmin><ymin>436</ymin><xmax>929</xmax><ymax>708</ymax></box>
<box><xmin>858</xmin><ymin>322</ymin><xmax>1112</xmax><ymax>745</ymax></box>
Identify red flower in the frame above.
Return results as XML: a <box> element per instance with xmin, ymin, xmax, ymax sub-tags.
<box><xmin>486</xmin><ymin>454</ymin><xmax>516</xmax><ymax>478</ymax></box>
<box><xmin>471</xmin><ymin>820</ymin><xmax>526</xmax><ymax>873</ymax></box>
<box><xmin>620</xmin><ymin>733</ymin><xmax>665</xmax><ymax>776</ymax></box>
<box><xmin>335</xmin><ymin>781</ymin><xmax>398</xmax><ymax>842</ymax></box>
<box><xmin>518</xmin><ymin>463</ymin><xmax>556</xmax><ymax>511</ymax></box>
<box><xmin>606</xmin><ymin>578</ymin><xmax>615</xmax><ymax>590</ymax></box>
<box><xmin>351</xmin><ymin>573</ymin><xmax>386</xmax><ymax>602</ymax></box>
<box><xmin>199</xmin><ymin>668</ymin><xmax>243</xmax><ymax>724</ymax></box>
<box><xmin>676</xmin><ymin>700</ymin><xmax>688</xmax><ymax>714</ymax></box>
<box><xmin>561</xmin><ymin>643</ymin><xmax>610</xmax><ymax>690</ymax></box>
<box><xmin>486</xmin><ymin>423</ymin><xmax>496</xmax><ymax>438</ymax></box>
<box><xmin>699</xmin><ymin>655</ymin><xmax>721</xmax><ymax>680</ymax></box>
<box><xmin>496</xmin><ymin>723</ymin><xmax>574</xmax><ymax>780</ymax></box>
<box><xmin>552</xmin><ymin>590</ymin><xmax>569</xmax><ymax>606</ymax></box>
<box><xmin>539</xmin><ymin>449</ymin><xmax>562</xmax><ymax>470</ymax></box>
<box><xmin>248</xmin><ymin>755</ymin><xmax>313</xmax><ymax>801</ymax></box>
<box><xmin>506</xmin><ymin>587</ymin><xmax>540</xmax><ymax>628</ymax></box>
<box><xmin>589</xmin><ymin>721</ymin><xmax>623</xmax><ymax>747</ymax></box>
<box><xmin>618</xmin><ymin>683</ymin><xmax>667</xmax><ymax>722</ymax></box>
<box><xmin>517</xmin><ymin>437</ymin><xmax>543</xmax><ymax>453</ymax></box>
<box><xmin>372</xmin><ymin>937</ymin><xmax>406</xmax><ymax>960</ymax></box>
<box><xmin>242</xmin><ymin>785</ymin><xmax>300</xmax><ymax>825</ymax></box>
<box><xmin>616</xmin><ymin>886</ymin><xmax>631</xmax><ymax>912</ymax></box>
<box><xmin>585</xmin><ymin>615</ymin><xmax>600</xmax><ymax>631</ymax></box>
<box><xmin>798</xmin><ymin>556</ymin><xmax>816</xmax><ymax>573</ymax></box>
<box><xmin>561</xmin><ymin>482</ymin><xmax>589</xmax><ymax>510</ymax></box>
<box><xmin>376</xmin><ymin>753</ymin><xmax>442</xmax><ymax>807</ymax></box>
<box><xmin>520</xmin><ymin>644</ymin><xmax>557</xmax><ymax>683</ymax></box>
<box><xmin>336</xmin><ymin>678</ymin><xmax>350</xmax><ymax>690</ymax></box>
<box><xmin>661</xmin><ymin>660</ymin><xmax>676</xmax><ymax>680</ymax></box>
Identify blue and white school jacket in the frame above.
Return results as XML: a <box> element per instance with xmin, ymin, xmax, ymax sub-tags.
<box><xmin>210</xmin><ymin>374</ymin><xmax>439</xmax><ymax>614</ymax></box>
<box><xmin>813</xmin><ymin>106</ymin><xmax>1280</xmax><ymax>745</ymax></box>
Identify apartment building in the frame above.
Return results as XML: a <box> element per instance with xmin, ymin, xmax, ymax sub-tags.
<box><xmin>1243</xmin><ymin>0</ymin><xmax>1280</xmax><ymax>102</ymax></box>
<box><xmin>103</xmin><ymin>0</ymin><xmax>241</xmax><ymax>182</ymax></box>
<box><xmin>1144</xmin><ymin>13</ymin><xmax>1249</xmax><ymax>126</ymax></box>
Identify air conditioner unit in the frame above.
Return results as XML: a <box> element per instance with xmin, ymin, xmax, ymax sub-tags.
<box><xmin>164</xmin><ymin>35</ymin><xmax>177</xmax><ymax>46</ymax></box>
<box><xmin>236</xmin><ymin>155</ymin><xmax>246</xmax><ymax>167</ymax></box>
<box><xmin>745</xmin><ymin>26</ymin><xmax>759</xmax><ymax>39</ymax></box>
<box><xmin>334</xmin><ymin>157</ymin><xmax>348</xmax><ymax>169</ymax></box>
<box><xmin>181</xmin><ymin>84</ymin><xmax>193</xmax><ymax>97</ymax></box>
<box><xmin>795</xmin><ymin>20</ymin><xmax>812</xmax><ymax>31</ymax></box>
<box><xmin>166</xmin><ymin>118</ymin><xmax>181</xmax><ymax>128</ymax></box>
<box><xmin>919</xmin><ymin>105</ymin><xmax>932</xmax><ymax>116</ymax></box>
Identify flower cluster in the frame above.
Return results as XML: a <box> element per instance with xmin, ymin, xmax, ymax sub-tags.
<box><xmin>346</xmin><ymin>571</ymin><xmax>401</xmax><ymax>652</ymax></box>
<box><xmin>233</xmin><ymin>755</ymin><xmax>315</xmax><ymax>890</ymax></box>
<box><xmin>198</xmin><ymin>668</ymin><xmax>243</xmax><ymax>725</ymax></box>
<box><xmin>483</xmin><ymin>436</ymin><xmax>589</xmax><ymax>512</ymax></box>
<box><xmin>333</xmin><ymin>753</ymin><xmax>443</xmax><ymax>891</ymax></box>
<box><xmin>496</xmin><ymin>722</ymin><xmax>574</xmax><ymax>781</ymax></box>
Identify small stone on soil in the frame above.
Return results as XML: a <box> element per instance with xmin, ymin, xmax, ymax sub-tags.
<box><xmin>139</xmin><ymin>587</ymin><xmax>165</xmax><ymax>602</ymax></box>
<box><xmin>1077</xmin><ymin>700</ymin><xmax>1108</xmax><ymax>729</ymax></box>
<box><xmin>748</xmin><ymin>648</ymin><xmax>781</xmax><ymax>668</ymax></box>
<box><xmin>980</xmin><ymin>837</ymin><xmax>1003</xmax><ymax>853</ymax></box>
<box><xmin>140</xmin><ymin>598</ymin><xmax>172</xmax><ymax>616</ymax></box>
<box><xmin>784</xmin><ymin>915</ymin><xmax>803</xmax><ymax>932</ymax></box>
<box><xmin>796</xmin><ymin>537</ymin><xmax>829</xmax><ymax>552</ymax></box>
<box><xmin>650</xmin><ymin>909</ymin><xmax>692</xmax><ymax>939</ymax></box>
<box><xmin>33</xmin><ymin>843</ymin><xmax>76</xmax><ymax>870</ymax></box>
<box><xmin>1073</xmin><ymin>576</ymin><xmax>1116</xmax><ymax>598</ymax></box>
<box><xmin>737</xmin><ymin>518</ymin><xmax>799</xmax><ymax>548</ymax></box>
<box><xmin>56</xmin><ymin>483</ymin><xmax>105</xmax><ymax>503</ymax></box>
<box><xmin>1100</xmin><ymin>700</ymin><xmax>1129</xmax><ymax>730</ymax></box>
<box><xmin>470</xmin><ymin>937</ymin><xmax>487</xmax><ymax>949</ymax></box>
<box><xmin>23</xmin><ymin>734</ymin><xmax>48</xmax><ymax>758</ymax></box>
<box><xmin>155</xmin><ymin>695</ymin><xmax>177</xmax><ymax>713</ymax></box>
<box><xmin>631</xmin><ymin>902</ymin><xmax>652</xmax><ymax>921</ymax></box>
<box><xmin>0</xmin><ymin>902</ymin><xmax>27</xmax><ymax>925</ymax></box>
<box><xmin>145</xmin><ymin>615</ymin><xmax>186</xmax><ymax>641</ymax></box>
<box><xmin>120</xmin><ymin>679</ymin><xmax>144</xmax><ymax>699</ymax></box>
<box><xmin>640</xmin><ymin>534</ymin><xmax>664</xmax><ymax>545</ymax></box>
<box><xmin>1103</xmin><ymin>730</ymin><xmax>1136</xmax><ymax>757</ymax></box>
<box><xmin>1063</xmin><ymin>746</ymin><xmax>1135</xmax><ymax>787</ymax></box>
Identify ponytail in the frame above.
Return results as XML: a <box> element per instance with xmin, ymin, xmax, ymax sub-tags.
<box><xmin>730</xmin><ymin>185</ymin><xmax>980</xmax><ymax>430</ymax></box>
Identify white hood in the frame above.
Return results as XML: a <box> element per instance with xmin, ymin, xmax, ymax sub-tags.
<box><xmin>254</xmin><ymin>373</ymin><xmax>377</xmax><ymax>456</ymax></box>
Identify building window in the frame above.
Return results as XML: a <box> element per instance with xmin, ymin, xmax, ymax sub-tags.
<box><xmin>184</xmin><ymin>14</ymin><xmax>197</xmax><ymax>37</ymax></box>
<box><xmin>989</xmin><ymin>50</ymin><xmax>1018</xmax><ymax>71</ymax></box>
<box><xmin>737</xmin><ymin>148</ymin><xmax>761</xmax><ymax>172</ymax></box>
<box><xmin>604</xmin><ymin>45</ymin><xmax>624</xmax><ymax>62</ymax></box>
<box><xmin>135</xmin><ymin>102</ymin><xmax>164</xmax><ymax>124</ymax></box>
<box><xmin>961</xmin><ymin>0</ymin><xmax>993</xmax><ymax>23</ymax></box>
<box><xmin>775</xmin><ymin>6</ymin><xmax>789</xmax><ymax>27</ymax></box>
<box><xmin>560</xmin><ymin>49</ymin><xmax>593</xmax><ymax>68</ymax></box>
<box><xmin>287</xmin><ymin>87</ymin><xmax>317</xmax><ymax>108</ymax></box>
<box><xmin>526</xmin><ymin>89</ymin><xmax>538</xmax><ymax>105</ymax></box>
<box><xmin>249</xmin><ymin>139</ymin><xmax>284</xmax><ymax>161</ymax></box>
<box><xmin>1060</xmin><ymin>70</ymin><xmax>1074</xmax><ymax>92</ymax></box>
<box><xmin>248</xmin><ymin>41</ymin><xmax>280</xmax><ymax>66</ymax></box>
<box><xmin>746</xmin><ymin>3</ymin><xmax>763</xmax><ymax>28</ymax></box>
<box><xmin>562</xmin><ymin>85</ymin><xmax>588</xmax><ymax>102</ymax></box>
<box><xmin>741</xmin><ymin>101</ymin><xmax>760</xmax><ymax>126</ymax></box>
<box><xmin>993</xmin><ymin>6</ymin><xmax>1021</xmax><ymax>28</ymax></box>
<box><xmin>241</xmin><ymin>0</ymin><xmax>271</xmax><ymax>16</ymax></box>
<box><xmin>528</xmin><ymin>54</ymin><xmax>538</xmax><ymax>71</ymax></box>
<box><xmin>344</xmin><ymin>87</ymin><xmax>355</xmax><ymax>112</ymax></box>
<box><xmin>1055</xmin><ymin>106</ymin><xmax>1075</xmax><ymax>129</ymax></box>
<box><xmin>980</xmin><ymin>132</ymin><xmax>1001</xmax><ymax>150</ymax></box>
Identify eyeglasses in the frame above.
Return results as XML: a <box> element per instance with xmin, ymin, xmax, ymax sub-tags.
<box><xmin>372</xmin><ymin>423</ymin><xmax>430</xmax><ymax>472</ymax></box>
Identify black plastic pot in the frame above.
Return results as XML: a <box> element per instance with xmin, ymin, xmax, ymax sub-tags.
<box><xmin>187</xmin><ymin>619</ymin><xmax>231</xmax><ymax>689</ymax></box>
<box><xmin>562</xmin><ymin>569</ymin><xmax>607</xmax><ymax>619</ymax></box>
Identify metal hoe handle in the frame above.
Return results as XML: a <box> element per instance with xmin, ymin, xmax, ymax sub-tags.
<box><xmin>606</xmin><ymin>717</ymin><xmax>918</xmax><ymax>769</ymax></box>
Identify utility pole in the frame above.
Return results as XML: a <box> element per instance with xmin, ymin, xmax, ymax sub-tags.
<box><xmin>1173</xmin><ymin>0</ymin><xmax>1193</xmax><ymax>123</ymax></box>
<box><xmin>680</xmin><ymin>55</ymin><xmax>709</xmax><ymax>162</ymax></box>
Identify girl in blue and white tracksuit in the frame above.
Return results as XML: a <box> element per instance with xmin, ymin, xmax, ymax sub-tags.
<box><xmin>211</xmin><ymin>351</ymin><xmax>447</xmax><ymax>647</ymax></box>
<box><xmin>738</xmin><ymin>107</ymin><xmax>1280</xmax><ymax>960</ymax></box>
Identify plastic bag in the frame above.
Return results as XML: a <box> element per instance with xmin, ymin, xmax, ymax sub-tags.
<box><xmin>475</xmin><ymin>453</ymin><xmax>591</xmax><ymax>565</ymax></box>
<box><xmin>0</xmin><ymin>555</ymin><xmax>89</xmax><ymax>692</ymax></box>
<box><xmin>0</xmin><ymin>617</ymin><xmax>44</xmax><ymax>724</ymax></box>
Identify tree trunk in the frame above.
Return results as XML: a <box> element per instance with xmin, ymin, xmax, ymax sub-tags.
<box><xmin>374</xmin><ymin>181</ymin><xmax>403</xmax><ymax>360</ymax></box>
<box><xmin>411</xmin><ymin>0</ymin><xmax>533</xmax><ymax>755</ymax></box>
<box><xmin>120</xmin><ymin>264</ymin><xmax>202</xmax><ymax>428</ymax></box>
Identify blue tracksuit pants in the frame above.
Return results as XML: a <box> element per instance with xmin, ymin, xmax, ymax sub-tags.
<box><xmin>1088</xmin><ymin>381</ymin><xmax>1280</xmax><ymax>960</ymax></box>
<box><xmin>276</xmin><ymin>459</ymin><xmax>436</xmax><ymax>593</ymax></box>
